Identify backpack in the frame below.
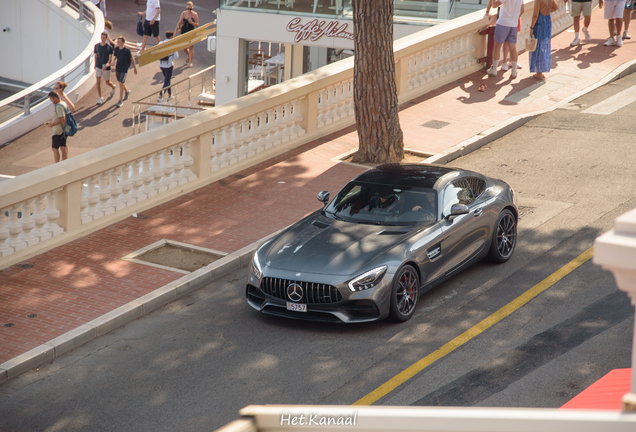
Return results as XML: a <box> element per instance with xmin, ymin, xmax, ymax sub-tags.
<box><xmin>61</xmin><ymin>104</ymin><xmax>78</xmax><ymax>137</ymax></box>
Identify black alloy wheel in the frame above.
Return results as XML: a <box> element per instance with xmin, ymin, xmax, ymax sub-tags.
<box><xmin>488</xmin><ymin>209</ymin><xmax>517</xmax><ymax>263</ymax></box>
<box><xmin>389</xmin><ymin>265</ymin><xmax>419</xmax><ymax>322</ymax></box>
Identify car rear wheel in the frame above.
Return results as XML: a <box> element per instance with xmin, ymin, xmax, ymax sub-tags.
<box><xmin>389</xmin><ymin>265</ymin><xmax>419</xmax><ymax>322</ymax></box>
<box><xmin>488</xmin><ymin>209</ymin><xmax>517</xmax><ymax>263</ymax></box>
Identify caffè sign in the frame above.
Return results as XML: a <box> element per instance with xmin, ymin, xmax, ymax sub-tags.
<box><xmin>286</xmin><ymin>17</ymin><xmax>354</xmax><ymax>43</ymax></box>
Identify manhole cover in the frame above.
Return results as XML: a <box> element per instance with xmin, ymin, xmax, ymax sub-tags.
<box><xmin>420</xmin><ymin>120</ymin><xmax>450</xmax><ymax>129</ymax></box>
<box><xmin>3</xmin><ymin>323</ymin><xmax>15</xmax><ymax>327</ymax></box>
<box><xmin>26</xmin><ymin>314</ymin><xmax>38</xmax><ymax>318</ymax></box>
<box><xmin>18</xmin><ymin>263</ymin><xmax>34</xmax><ymax>269</ymax></box>
<box><xmin>136</xmin><ymin>243</ymin><xmax>224</xmax><ymax>273</ymax></box>
<box><xmin>234</xmin><ymin>174</ymin><xmax>247</xmax><ymax>179</ymax></box>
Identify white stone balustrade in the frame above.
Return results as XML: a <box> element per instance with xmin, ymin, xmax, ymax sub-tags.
<box><xmin>0</xmin><ymin>3</ymin><xmax>570</xmax><ymax>268</ymax></box>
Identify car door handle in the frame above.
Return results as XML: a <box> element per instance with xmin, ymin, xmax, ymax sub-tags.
<box><xmin>473</xmin><ymin>208</ymin><xmax>483</xmax><ymax>217</ymax></box>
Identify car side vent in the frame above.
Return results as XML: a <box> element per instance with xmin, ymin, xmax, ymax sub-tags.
<box><xmin>427</xmin><ymin>243</ymin><xmax>442</xmax><ymax>261</ymax></box>
<box><xmin>377</xmin><ymin>230</ymin><xmax>411</xmax><ymax>236</ymax></box>
<box><xmin>312</xmin><ymin>220</ymin><xmax>330</xmax><ymax>229</ymax></box>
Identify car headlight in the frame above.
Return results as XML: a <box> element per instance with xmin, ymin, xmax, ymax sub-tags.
<box><xmin>348</xmin><ymin>266</ymin><xmax>387</xmax><ymax>292</ymax></box>
<box><xmin>250</xmin><ymin>252</ymin><xmax>263</xmax><ymax>279</ymax></box>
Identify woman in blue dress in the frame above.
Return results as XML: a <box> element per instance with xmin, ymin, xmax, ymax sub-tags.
<box><xmin>530</xmin><ymin>0</ymin><xmax>559</xmax><ymax>80</ymax></box>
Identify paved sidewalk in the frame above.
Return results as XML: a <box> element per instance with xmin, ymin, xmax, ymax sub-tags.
<box><xmin>2</xmin><ymin>7</ymin><xmax>636</xmax><ymax>382</ymax></box>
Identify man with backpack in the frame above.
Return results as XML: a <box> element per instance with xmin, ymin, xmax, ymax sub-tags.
<box><xmin>45</xmin><ymin>92</ymin><xmax>69</xmax><ymax>163</ymax></box>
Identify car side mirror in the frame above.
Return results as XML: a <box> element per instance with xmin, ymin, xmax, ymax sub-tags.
<box><xmin>317</xmin><ymin>191</ymin><xmax>330</xmax><ymax>209</ymax></box>
<box><xmin>445</xmin><ymin>204</ymin><xmax>469</xmax><ymax>220</ymax></box>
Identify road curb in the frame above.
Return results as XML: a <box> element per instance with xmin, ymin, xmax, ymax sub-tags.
<box><xmin>0</xmin><ymin>230</ymin><xmax>281</xmax><ymax>385</ymax></box>
<box><xmin>425</xmin><ymin>58</ymin><xmax>636</xmax><ymax>165</ymax></box>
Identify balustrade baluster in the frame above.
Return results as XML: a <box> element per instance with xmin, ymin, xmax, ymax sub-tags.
<box><xmin>6</xmin><ymin>205</ymin><xmax>26</xmax><ymax>252</ymax></box>
<box><xmin>140</xmin><ymin>156</ymin><xmax>158</xmax><ymax>197</ymax></box>
<box><xmin>150</xmin><ymin>153</ymin><xmax>167</xmax><ymax>193</ymax></box>
<box><xmin>18</xmin><ymin>200</ymin><xmax>38</xmax><ymax>247</ymax></box>
<box><xmin>336</xmin><ymin>83</ymin><xmax>347</xmax><ymax>119</ymax></box>
<box><xmin>182</xmin><ymin>141</ymin><xmax>197</xmax><ymax>181</ymax></box>
<box><xmin>107</xmin><ymin>168</ymin><xmax>125</xmax><ymax>211</ymax></box>
<box><xmin>217</xmin><ymin>128</ymin><xmax>231</xmax><ymax>166</ymax></box>
<box><xmin>246</xmin><ymin>116</ymin><xmax>261</xmax><ymax>154</ymax></box>
<box><xmin>265</xmin><ymin>109</ymin><xmax>278</xmax><ymax>147</ymax></box>
<box><xmin>84</xmin><ymin>176</ymin><xmax>102</xmax><ymax>220</ymax></box>
<box><xmin>316</xmin><ymin>90</ymin><xmax>327</xmax><ymax>128</ymax></box>
<box><xmin>96</xmin><ymin>172</ymin><xmax>115</xmax><ymax>217</ymax></box>
<box><xmin>272</xmin><ymin>107</ymin><xmax>285</xmax><ymax>144</ymax></box>
<box><xmin>291</xmin><ymin>99</ymin><xmax>305</xmax><ymax>137</ymax></box>
<box><xmin>118</xmin><ymin>163</ymin><xmax>136</xmax><ymax>205</ymax></box>
<box><xmin>407</xmin><ymin>55</ymin><xmax>417</xmax><ymax>90</ymax></box>
<box><xmin>211</xmin><ymin>131</ymin><xmax>221</xmax><ymax>171</ymax></box>
<box><xmin>228</xmin><ymin>124</ymin><xmax>240</xmax><ymax>163</ymax></box>
<box><xmin>280</xmin><ymin>104</ymin><xmax>293</xmax><ymax>140</ymax></box>
<box><xmin>325</xmin><ymin>86</ymin><xmax>336</xmax><ymax>124</ymax></box>
<box><xmin>224</xmin><ymin>127</ymin><xmax>238</xmax><ymax>164</ymax></box>
<box><xmin>129</xmin><ymin>160</ymin><xmax>147</xmax><ymax>203</ymax></box>
<box><xmin>171</xmin><ymin>145</ymin><xmax>187</xmax><ymax>185</ymax></box>
<box><xmin>31</xmin><ymin>195</ymin><xmax>52</xmax><ymax>242</ymax></box>
<box><xmin>239</xmin><ymin>119</ymin><xmax>254</xmax><ymax>157</ymax></box>
<box><xmin>234</xmin><ymin>122</ymin><xmax>248</xmax><ymax>160</ymax></box>
<box><xmin>256</xmin><ymin>113</ymin><xmax>270</xmax><ymax>150</ymax></box>
<box><xmin>160</xmin><ymin>149</ymin><xmax>177</xmax><ymax>189</ymax></box>
<box><xmin>0</xmin><ymin>209</ymin><xmax>11</xmax><ymax>257</ymax></box>
<box><xmin>43</xmin><ymin>189</ymin><xmax>64</xmax><ymax>236</ymax></box>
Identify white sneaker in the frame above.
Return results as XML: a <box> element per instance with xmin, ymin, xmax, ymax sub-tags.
<box><xmin>616</xmin><ymin>34</ymin><xmax>624</xmax><ymax>46</ymax></box>
<box><xmin>511</xmin><ymin>68</ymin><xmax>518</xmax><ymax>79</ymax></box>
<box><xmin>501</xmin><ymin>63</ymin><xmax>509</xmax><ymax>71</ymax></box>
<box><xmin>97</xmin><ymin>97</ymin><xmax>103</xmax><ymax>105</ymax></box>
<box><xmin>515</xmin><ymin>62</ymin><xmax>523</xmax><ymax>69</ymax></box>
<box><xmin>604</xmin><ymin>37</ymin><xmax>616</xmax><ymax>46</ymax></box>
<box><xmin>571</xmin><ymin>36</ymin><xmax>580</xmax><ymax>46</ymax></box>
<box><xmin>124</xmin><ymin>90</ymin><xmax>131</xmax><ymax>101</ymax></box>
<box><xmin>487</xmin><ymin>67</ymin><xmax>497</xmax><ymax>77</ymax></box>
<box><xmin>109</xmin><ymin>87</ymin><xmax>115</xmax><ymax>97</ymax></box>
<box><xmin>582</xmin><ymin>27</ymin><xmax>591</xmax><ymax>40</ymax></box>
<box><xmin>624</xmin><ymin>30</ymin><xmax>632</xmax><ymax>39</ymax></box>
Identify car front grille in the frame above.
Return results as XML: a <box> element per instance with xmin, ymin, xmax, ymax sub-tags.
<box><xmin>261</xmin><ymin>277</ymin><xmax>342</xmax><ymax>304</ymax></box>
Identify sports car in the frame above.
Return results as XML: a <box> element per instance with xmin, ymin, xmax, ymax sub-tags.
<box><xmin>246</xmin><ymin>163</ymin><xmax>518</xmax><ymax>323</ymax></box>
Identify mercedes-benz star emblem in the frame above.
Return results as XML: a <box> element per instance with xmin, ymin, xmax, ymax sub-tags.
<box><xmin>287</xmin><ymin>283</ymin><xmax>303</xmax><ymax>302</ymax></box>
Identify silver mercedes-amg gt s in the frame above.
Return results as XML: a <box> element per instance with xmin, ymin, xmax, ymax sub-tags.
<box><xmin>246</xmin><ymin>163</ymin><xmax>518</xmax><ymax>323</ymax></box>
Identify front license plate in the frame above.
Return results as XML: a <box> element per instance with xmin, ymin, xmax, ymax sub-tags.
<box><xmin>286</xmin><ymin>302</ymin><xmax>307</xmax><ymax>312</ymax></box>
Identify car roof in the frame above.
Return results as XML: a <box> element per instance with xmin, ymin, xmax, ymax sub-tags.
<box><xmin>353</xmin><ymin>163</ymin><xmax>458</xmax><ymax>189</ymax></box>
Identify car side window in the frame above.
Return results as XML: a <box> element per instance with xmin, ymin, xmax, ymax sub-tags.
<box><xmin>442</xmin><ymin>179</ymin><xmax>475</xmax><ymax>215</ymax></box>
<box><xmin>466</xmin><ymin>177</ymin><xmax>486</xmax><ymax>198</ymax></box>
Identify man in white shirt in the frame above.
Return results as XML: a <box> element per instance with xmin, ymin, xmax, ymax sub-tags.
<box><xmin>138</xmin><ymin>0</ymin><xmax>161</xmax><ymax>51</ymax></box>
<box><xmin>487</xmin><ymin>0</ymin><xmax>525</xmax><ymax>79</ymax></box>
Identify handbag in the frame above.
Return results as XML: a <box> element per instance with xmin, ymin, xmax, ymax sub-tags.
<box><xmin>526</xmin><ymin>36</ymin><xmax>537</xmax><ymax>52</ymax></box>
<box><xmin>136</xmin><ymin>16</ymin><xmax>144</xmax><ymax>37</ymax></box>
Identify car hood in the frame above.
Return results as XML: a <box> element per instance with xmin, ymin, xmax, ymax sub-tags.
<box><xmin>263</xmin><ymin>213</ymin><xmax>415</xmax><ymax>276</ymax></box>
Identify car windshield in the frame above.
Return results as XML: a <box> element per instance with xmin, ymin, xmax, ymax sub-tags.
<box><xmin>324</xmin><ymin>182</ymin><xmax>438</xmax><ymax>226</ymax></box>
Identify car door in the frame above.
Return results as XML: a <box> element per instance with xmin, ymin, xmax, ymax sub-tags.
<box><xmin>440</xmin><ymin>178</ymin><xmax>490</xmax><ymax>275</ymax></box>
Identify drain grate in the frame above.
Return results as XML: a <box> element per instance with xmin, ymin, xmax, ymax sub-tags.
<box><xmin>18</xmin><ymin>263</ymin><xmax>34</xmax><ymax>269</ymax></box>
<box><xmin>420</xmin><ymin>120</ymin><xmax>450</xmax><ymax>129</ymax></box>
<box><xmin>26</xmin><ymin>314</ymin><xmax>38</xmax><ymax>318</ymax></box>
<box><xmin>3</xmin><ymin>323</ymin><xmax>15</xmax><ymax>327</ymax></box>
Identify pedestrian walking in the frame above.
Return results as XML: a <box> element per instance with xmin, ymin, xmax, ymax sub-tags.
<box><xmin>111</xmin><ymin>36</ymin><xmax>138</xmax><ymax>108</ymax></box>
<box><xmin>485</xmin><ymin>0</ymin><xmax>524</xmax><ymax>71</ymax></box>
<box><xmin>530</xmin><ymin>0</ymin><xmax>559</xmax><ymax>80</ymax></box>
<box><xmin>174</xmin><ymin>1</ymin><xmax>199</xmax><ymax>67</ymax></box>
<box><xmin>602</xmin><ymin>0</ymin><xmax>626</xmax><ymax>46</ymax></box>
<box><xmin>45</xmin><ymin>92</ymin><xmax>68</xmax><ymax>163</ymax></box>
<box><xmin>54</xmin><ymin>81</ymin><xmax>75</xmax><ymax>113</ymax></box>
<box><xmin>90</xmin><ymin>0</ymin><xmax>107</xmax><ymax>17</ymax></box>
<box><xmin>566</xmin><ymin>0</ymin><xmax>593</xmax><ymax>45</ymax></box>
<box><xmin>486</xmin><ymin>0</ymin><xmax>525</xmax><ymax>78</ymax></box>
<box><xmin>138</xmin><ymin>0</ymin><xmax>161</xmax><ymax>51</ymax></box>
<box><xmin>624</xmin><ymin>0</ymin><xmax>634</xmax><ymax>39</ymax></box>
<box><xmin>94</xmin><ymin>32</ymin><xmax>116</xmax><ymax>105</ymax></box>
<box><xmin>158</xmin><ymin>31</ymin><xmax>179</xmax><ymax>102</ymax></box>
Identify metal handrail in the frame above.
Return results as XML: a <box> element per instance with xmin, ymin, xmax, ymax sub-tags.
<box><xmin>132</xmin><ymin>65</ymin><xmax>215</xmax><ymax>135</ymax></box>
<box><xmin>0</xmin><ymin>0</ymin><xmax>100</xmax><ymax>126</ymax></box>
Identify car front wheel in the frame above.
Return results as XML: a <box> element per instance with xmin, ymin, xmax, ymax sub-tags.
<box><xmin>488</xmin><ymin>209</ymin><xmax>517</xmax><ymax>263</ymax></box>
<box><xmin>389</xmin><ymin>265</ymin><xmax>419</xmax><ymax>322</ymax></box>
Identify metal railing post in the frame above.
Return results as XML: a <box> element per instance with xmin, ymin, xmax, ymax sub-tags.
<box><xmin>79</xmin><ymin>1</ymin><xmax>84</xmax><ymax>21</ymax></box>
<box><xmin>61</xmin><ymin>0</ymin><xmax>67</xmax><ymax>7</ymax></box>
<box><xmin>24</xmin><ymin>94</ymin><xmax>31</xmax><ymax>116</ymax></box>
<box><xmin>85</xmin><ymin>57</ymin><xmax>91</xmax><ymax>74</ymax></box>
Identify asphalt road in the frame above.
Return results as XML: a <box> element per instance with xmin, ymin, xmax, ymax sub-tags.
<box><xmin>1</xmin><ymin>74</ymin><xmax>635</xmax><ymax>431</ymax></box>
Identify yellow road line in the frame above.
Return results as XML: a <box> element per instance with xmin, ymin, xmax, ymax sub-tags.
<box><xmin>353</xmin><ymin>246</ymin><xmax>595</xmax><ymax>406</ymax></box>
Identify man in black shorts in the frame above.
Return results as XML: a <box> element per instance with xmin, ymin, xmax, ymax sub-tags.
<box><xmin>45</xmin><ymin>92</ymin><xmax>68</xmax><ymax>163</ymax></box>
<box><xmin>138</xmin><ymin>0</ymin><xmax>161</xmax><ymax>51</ymax></box>
<box><xmin>111</xmin><ymin>36</ymin><xmax>138</xmax><ymax>108</ymax></box>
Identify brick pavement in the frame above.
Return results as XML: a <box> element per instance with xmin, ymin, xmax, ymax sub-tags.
<box><xmin>2</xmin><ymin>7</ymin><xmax>636</xmax><ymax>371</ymax></box>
